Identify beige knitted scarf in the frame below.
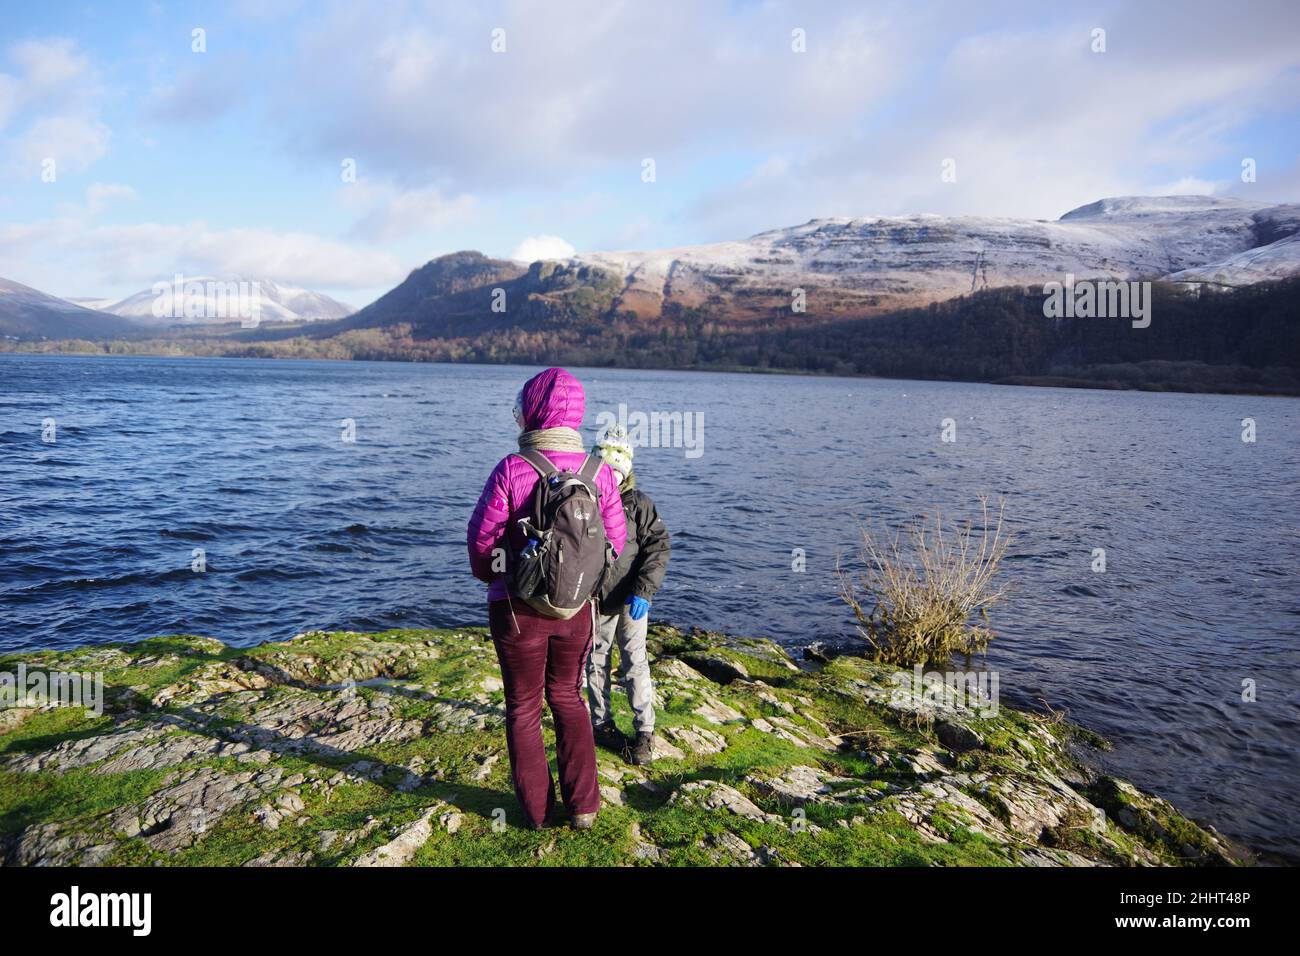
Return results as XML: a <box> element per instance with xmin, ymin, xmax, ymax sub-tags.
<box><xmin>518</xmin><ymin>427</ymin><xmax>585</xmax><ymax>453</ymax></box>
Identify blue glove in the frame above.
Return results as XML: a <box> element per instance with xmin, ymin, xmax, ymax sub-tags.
<box><xmin>626</xmin><ymin>595</ymin><xmax>650</xmax><ymax>621</ymax></box>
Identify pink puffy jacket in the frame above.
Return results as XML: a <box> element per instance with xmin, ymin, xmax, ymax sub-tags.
<box><xmin>467</xmin><ymin>367</ymin><xmax>627</xmax><ymax>602</ymax></box>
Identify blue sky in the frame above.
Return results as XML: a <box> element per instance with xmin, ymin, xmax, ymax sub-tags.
<box><xmin>2</xmin><ymin>0</ymin><xmax>1298</xmax><ymax>308</ymax></box>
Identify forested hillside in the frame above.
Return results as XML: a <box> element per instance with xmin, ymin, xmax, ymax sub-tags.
<box><xmin>14</xmin><ymin>278</ymin><xmax>1300</xmax><ymax>395</ymax></box>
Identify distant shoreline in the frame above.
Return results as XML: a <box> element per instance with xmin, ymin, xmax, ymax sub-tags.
<box><xmin>5</xmin><ymin>347</ymin><xmax>1298</xmax><ymax>399</ymax></box>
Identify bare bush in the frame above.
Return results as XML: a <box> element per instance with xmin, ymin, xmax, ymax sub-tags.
<box><xmin>837</xmin><ymin>498</ymin><xmax>1012</xmax><ymax>666</ymax></box>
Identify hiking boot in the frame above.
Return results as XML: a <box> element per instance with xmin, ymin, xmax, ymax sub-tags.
<box><xmin>572</xmin><ymin>812</ymin><xmax>598</xmax><ymax>830</ymax></box>
<box><xmin>629</xmin><ymin>732</ymin><xmax>655</xmax><ymax>766</ymax></box>
<box><xmin>593</xmin><ymin>721</ymin><xmax>627</xmax><ymax>752</ymax></box>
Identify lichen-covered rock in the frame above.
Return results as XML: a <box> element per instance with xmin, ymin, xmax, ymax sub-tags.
<box><xmin>0</xmin><ymin>707</ymin><xmax>38</xmax><ymax>734</ymax></box>
<box><xmin>628</xmin><ymin>822</ymin><xmax>662</xmax><ymax>862</ymax></box>
<box><xmin>661</xmin><ymin>724</ymin><xmax>727</xmax><ymax>756</ymax></box>
<box><xmin>705</xmin><ymin>829</ymin><xmax>761</xmax><ymax>866</ymax></box>
<box><xmin>351</xmin><ymin>804</ymin><xmax>445</xmax><ymax>867</ymax></box>
<box><xmin>0</xmin><ymin>625</ymin><xmax>1243</xmax><ymax>868</ymax></box>
<box><xmin>746</xmin><ymin>765</ymin><xmax>857</xmax><ymax>806</ymax></box>
<box><xmin>4</xmin><ymin>823</ymin><xmax>114</xmax><ymax>866</ymax></box>
<box><xmin>114</xmin><ymin>767</ymin><xmax>273</xmax><ymax>852</ymax></box>
<box><xmin>237</xmin><ymin>630</ymin><xmax>441</xmax><ymax>687</ymax></box>
<box><xmin>647</xmin><ymin>735</ymin><xmax>686</xmax><ymax>762</ymax></box>
<box><xmin>680</xmin><ymin>652</ymin><xmax>750</xmax><ymax>685</ymax></box>
<box><xmin>151</xmin><ymin>661</ymin><xmax>272</xmax><ymax>708</ymax></box>
<box><xmin>935</xmin><ymin>719</ymin><xmax>984</xmax><ymax>753</ymax></box>
<box><xmin>749</xmin><ymin>715</ymin><xmax>838</xmax><ymax>751</ymax></box>
<box><xmin>244</xmin><ymin>849</ymin><xmax>314</xmax><ymax>867</ymax></box>
<box><xmin>730</xmin><ymin>679</ymin><xmax>796</xmax><ymax>714</ymax></box>
<box><xmin>668</xmin><ymin>780</ymin><xmax>782</xmax><ymax>824</ymax></box>
<box><xmin>965</xmin><ymin>771</ymin><xmax>1107</xmax><ymax>842</ymax></box>
<box><xmin>876</xmin><ymin>777</ymin><xmax>1013</xmax><ymax>845</ymax></box>
<box><xmin>692</xmin><ymin>697</ymin><xmax>744</xmax><ymax>725</ymax></box>
<box><xmin>1087</xmin><ymin>776</ymin><xmax>1242</xmax><ymax>865</ymax></box>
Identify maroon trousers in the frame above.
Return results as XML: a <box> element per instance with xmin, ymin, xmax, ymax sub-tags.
<box><xmin>488</xmin><ymin>598</ymin><xmax>600</xmax><ymax>827</ymax></box>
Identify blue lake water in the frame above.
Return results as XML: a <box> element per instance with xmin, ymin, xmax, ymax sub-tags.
<box><xmin>1</xmin><ymin>353</ymin><xmax>1297</xmax><ymax>860</ymax></box>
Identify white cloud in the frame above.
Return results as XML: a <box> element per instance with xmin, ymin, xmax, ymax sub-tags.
<box><xmin>9</xmin><ymin>3</ymin><xmax>1300</xmax><ymax>308</ymax></box>
<box><xmin>84</xmin><ymin>182</ymin><xmax>138</xmax><ymax>213</ymax></box>
<box><xmin>1150</xmin><ymin>177</ymin><xmax>1220</xmax><ymax>197</ymax></box>
<box><xmin>1</xmin><ymin>212</ymin><xmax>406</xmax><ymax>297</ymax></box>
<box><xmin>510</xmin><ymin>235</ymin><xmax>576</xmax><ymax>263</ymax></box>
<box><xmin>7</xmin><ymin>38</ymin><xmax>94</xmax><ymax>106</ymax></box>
<box><xmin>144</xmin><ymin>62</ymin><xmax>247</xmax><ymax>124</ymax></box>
<box><xmin>680</xmin><ymin>1</ymin><xmax>1300</xmax><ymax>231</ymax></box>
<box><xmin>15</xmin><ymin>115</ymin><xmax>111</xmax><ymax>173</ymax></box>
<box><xmin>242</xmin><ymin>0</ymin><xmax>1300</xmax><ymax>246</ymax></box>
<box><xmin>270</xmin><ymin>2</ymin><xmax>907</xmax><ymax>192</ymax></box>
<box><xmin>344</xmin><ymin>181</ymin><xmax>476</xmax><ymax>242</ymax></box>
<box><xmin>79</xmin><ymin>222</ymin><xmax>404</xmax><ymax>289</ymax></box>
<box><xmin>0</xmin><ymin>37</ymin><xmax>109</xmax><ymax>176</ymax></box>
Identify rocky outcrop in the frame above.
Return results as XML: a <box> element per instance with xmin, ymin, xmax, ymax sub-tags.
<box><xmin>0</xmin><ymin>625</ymin><xmax>1244</xmax><ymax>867</ymax></box>
<box><xmin>574</xmin><ymin>195</ymin><xmax>1300</xmax><ymax>321</ymax></box>
<box><xmin>237</xmin><ymin>196</ymin><xmax>1300</xmax><ymax>349</ymax></box>
<box><xmin>352</xmin><ymin>805</ymin><xmax>449</xmax><ymax>867</ymax></box>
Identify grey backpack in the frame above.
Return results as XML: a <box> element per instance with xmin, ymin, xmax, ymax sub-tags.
<box><xmin>509</xmin><ymin>450</ymin><xmax>611</xmax><ymax>619</ymax></box>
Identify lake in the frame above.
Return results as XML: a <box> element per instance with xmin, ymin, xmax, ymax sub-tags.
<box><xmin>1</xmin><ymin>353</ymin><xmax>1297</xmax><ymax>861</ymax></box>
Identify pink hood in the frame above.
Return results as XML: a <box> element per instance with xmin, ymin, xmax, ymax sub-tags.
<box><xmin>518</xmin><ymin>366</ymin><xmax>585</xmax><ymax>431</ymax></box>
<box><xmin>466</xmin><ymin>368</ymin><xmax>627</xmax><ymax>601</ymax></box>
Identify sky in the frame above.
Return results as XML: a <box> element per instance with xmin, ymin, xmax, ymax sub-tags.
<box><xmin>1</xmin><ymin>0</ymin><xmax>1298</xmax><ymax>309</ymax></box>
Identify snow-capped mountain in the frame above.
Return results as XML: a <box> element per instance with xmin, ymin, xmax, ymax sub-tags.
<box><xmin>66</xmin><ymin>296</ymin><xmax>123</xmax><ymax>311</ymax></box>
<box><xmin>92</xmin><ymin>278</ymin><xmax>353</xmax><ymax>325</ymax></box>
<box><xmin>570</xmin><ymin>195</ymin><xmax>1300</xmax><ymax>320</ymax></box>
<box><xmin>0</xmin><ymin>278</ymin><xmax>142</xmax><ymax>340</ymax></box>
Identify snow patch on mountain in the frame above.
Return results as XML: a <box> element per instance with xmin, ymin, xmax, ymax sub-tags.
<box><xmin>573</xmin><ymin>196</ymin><xmax>1300</xmax><ymax>317</ymax></box>
<box><xmin>66</xmin><ymin>296</ymin><xmax>123</xmax><ymax>311</ymax></box>
<box><xmin>0</xmin><ymin>277</ymin><xmax>143</xmax><ymax>339</ymax></box>
<box><xmin>1</xmin><ymin>279</ymin><xmax>100</xmax><ymax>314</ymax></box>
<box><xmin>1165</xmin><ymin>233</ymin><xmax>1300</xmax><ymax>286</ymax></box>
<box><xmin>91</xmin><ymin>278</ymin><xmax>353</xmax><ymax>324</ymax></box>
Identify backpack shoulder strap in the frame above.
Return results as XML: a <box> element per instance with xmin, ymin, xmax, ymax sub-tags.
<box><xmin>514</xmin><ymin>450</ymin><xmax>556</xmax><ymax>531</ymax></box>
<box><xmin>514</xmin><ymin>449</ymin><xmax>558</xmax><ymax>479</ymax></box>
<box><xmin>577</xmin><ymin>454</ymin><xmax>603</xmax><ymax>496</ymax></box>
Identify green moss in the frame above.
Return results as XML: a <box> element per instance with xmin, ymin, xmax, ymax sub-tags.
<box><xmin>0</xmin><ymin>705</ymin><xmax>114</xmax><ymax>757</ymax></box>
<box><xmin>0</xmin><ymin>767</ymin><xmax>168</xmax><ymax>837</ymax></box>
<box><xmin>0</xmin><ymin>626</ymin><xmax>1238</xmax><ymax>868</ymax></box>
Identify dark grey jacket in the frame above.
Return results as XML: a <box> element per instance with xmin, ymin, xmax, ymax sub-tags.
<box><xmin>598</xmin><ymin>483</ymin><xmax>670</xmax><ymax>614</ymax></box>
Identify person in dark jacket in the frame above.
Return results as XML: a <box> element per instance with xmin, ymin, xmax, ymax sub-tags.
<box><xmin>585</xmin><ymin>424</ymin><xmax>671</xmax><ymax>765</ymax></box>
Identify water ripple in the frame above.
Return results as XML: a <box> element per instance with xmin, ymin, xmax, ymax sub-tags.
<box><xmin>1</xmin><ymin>352</ymin><xmax>1297</xmax><ymax>862</ymax></box>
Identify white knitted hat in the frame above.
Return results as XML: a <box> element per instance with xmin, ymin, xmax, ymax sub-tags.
<box><xmin>593</xmin><ymin>423</ymin><xmax>634</xmax><ymax>477</ymax></box>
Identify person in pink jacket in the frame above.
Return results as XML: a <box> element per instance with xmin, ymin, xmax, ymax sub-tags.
<box><xmin>466</xmin><ymin>367</ymin><xmax>627</xmax><ymax>830</ymax></box>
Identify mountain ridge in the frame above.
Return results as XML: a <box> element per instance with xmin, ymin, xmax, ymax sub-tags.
<box><xmin>6</xmin><ymin>195</ymin><xmax>1299</xmax><ymax>383</ymax></box>
<box><xmin>93</xmin><ymin>277</ymin><xmax>353</xmax><ymax>324</ymax></box>
<box><xmin>0</xmin><ymin>278</ymin><xmax>143</xmax><ymax>340</ymax></box>
<box><xmin>293</xmin><ymin>195</ymin><xmax>1300</xmax><ymax>344</ymax></box>
<box><xmin>1</xmin><ymin>275</ymin><xmax>354</xmax><ymax>340</ymax></box>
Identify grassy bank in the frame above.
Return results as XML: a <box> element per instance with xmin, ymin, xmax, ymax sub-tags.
<box><xmin>0</xmin><ymin>625</ymin><xmax>1243</xmax><ymax>867</ymax></box>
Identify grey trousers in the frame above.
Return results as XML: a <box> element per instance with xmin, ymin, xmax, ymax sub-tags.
<box><xmin>586</xmin><ymin>607</ymin><xmax>655</xmax><ymax>734</ymax></box>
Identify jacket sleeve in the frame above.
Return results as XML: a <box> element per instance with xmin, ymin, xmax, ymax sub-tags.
<box><xmin>631</xmin><ymin>491</ymin><xmax>670</xmax><ymax>600</ymax></box>
<box><xmin>596</xmin><ymin>462</ymin><xmax>627</xmax><ymax>557</ymax></box>
<box><xmin>467</xmin><ymin>457</ymin><xmax>511</xmax><ymax>583</ymax></box>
